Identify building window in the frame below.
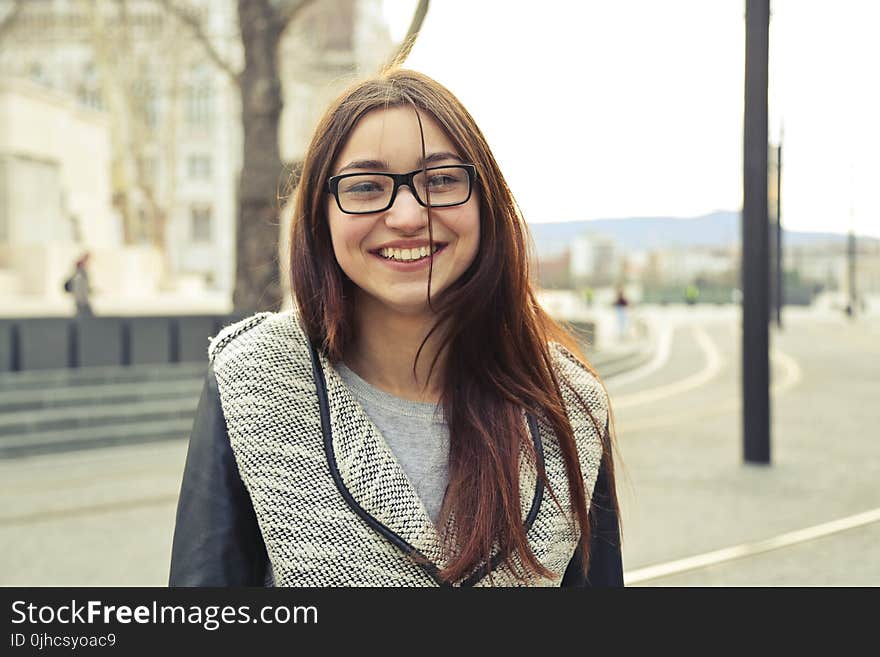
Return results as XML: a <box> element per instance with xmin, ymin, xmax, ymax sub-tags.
<box><xmin>185</xmin><ymin>67</ymin><xmax>214</xmax><ymax>129</ymax></box>
<box><xmin>190</xmin><ymin>206</ymin><xmax>212</xmax><ymax>243</ymax></box>
<box><xmin>79</xmin><ymin>62</ymin><xmax>103</xmax><ymax>110</ymax></box>
<box><xmin>187</xmin><ymin>155</ymin><xmax>212</xmax><ymax>180</ymax></box>
<box><xmin>79</xmin><ymin>87</ymin><xmax>103</xmax><ymax>110</ymax></box>
<box><xmin>135</xmin><ymin>208</ymin><xmax>152</xmax><ymax>244</ymax></box>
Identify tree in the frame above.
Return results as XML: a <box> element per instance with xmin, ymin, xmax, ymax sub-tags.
<box><xmin>85</xmin><ymin>0</ymin><xmax>182</xmax><ymax>262</ymax></box>
<box><xmin>159</xmin><ymin>0</ymin><xmax>430</xmax><ymax>312</ymax></box>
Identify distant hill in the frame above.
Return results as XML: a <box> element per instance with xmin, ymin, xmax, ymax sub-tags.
<box><xmin>526</xmin><ymin>211</ymin><xmax>878</xmax><ymax>258</ymax></box>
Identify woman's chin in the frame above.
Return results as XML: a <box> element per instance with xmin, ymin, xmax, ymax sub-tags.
<box><xmin>378</xmin><ymin>298</ymin><xmax>434</xmax><ymax>317</ymax></box>
<box><xmin>358</xmin><ymin>290</ymin><xmax>437</xmax><ymax>318</ymax></box>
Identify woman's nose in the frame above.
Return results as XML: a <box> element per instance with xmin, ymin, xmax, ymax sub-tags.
<box><xmin>384</xmin><ymin>185</ymin><xmax>428</xmax><ymax>232</ymax></box>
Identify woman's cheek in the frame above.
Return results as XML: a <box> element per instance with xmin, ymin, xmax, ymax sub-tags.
<box><xmin>328</xmin><ymin>213</ymin><xmax>374</xmax><ymax>279</ymax></box>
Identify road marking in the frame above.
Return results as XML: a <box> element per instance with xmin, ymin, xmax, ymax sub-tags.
<box><xmin>613</xmin><ymin>326</ymin><xmax>723</xmax><ymax>410</ymax></box>
<box><xmin>0</xmin><ymin>494</ymin><xmax>179</xmax><ymax>526</ymax></box>
<box><xmin>770</xmin><ymin>347</ymin><xmax>802</xmax><ymax>393</ymax></box>
<box><xmin>605</xmin><ymin>324</ymin><xmax>674</xmax><ymax>387</ymax></box>
<box><xmin>624</xmin><ymin>506</ymin><xmax>880</xmax><ymax>585</ymax></box>
<box><xmin>616</xmin><ymin>345</ymin><xmax>802</xmax><ymax>433</ymax></box>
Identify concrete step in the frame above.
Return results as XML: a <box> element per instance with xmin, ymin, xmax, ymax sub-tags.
<box><xmin>0</xmin><ymin>397</ymin><xmax>199</xmax><ymax>436</ymax></box>
<box><xmin>0</xmin><ymin>362</ymin><xmax>207</xmax><ymax>392</ymax></box>
<box><xmin>0</xmin><ymin>378</ymin><xmax>203</xmax><ymax>413</ymax></box>
<box><xmin>0</xmin><ymin>417</ymin><xmax>194</xmax><ymax>458</ymax></box>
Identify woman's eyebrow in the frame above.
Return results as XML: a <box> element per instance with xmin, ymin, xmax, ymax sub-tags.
<box><xmin>424</xmin><ymin>151</ymin><xmax>463</xmax><ymax>165</ymax></box>
<box><xmin>337</xmin><ymin>159</ymin><xmax>389</xmax><ymax>174</ymax></box>
<box><xmin>336</xmin><ymin>152</ymin><xmax>464</xmax><ymax>175</ymax></box>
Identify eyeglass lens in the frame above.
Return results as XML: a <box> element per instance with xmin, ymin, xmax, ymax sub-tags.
<box><xmin>336</xmin><ymin>166</ymin><xmax>470</xmax><ymax>213</ymax></box>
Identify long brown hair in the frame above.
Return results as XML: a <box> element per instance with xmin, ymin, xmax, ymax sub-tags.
<box><xmin>289</xmin><ymin>69</ymin><xmax>618</xmax><ymax>583</ymax></box>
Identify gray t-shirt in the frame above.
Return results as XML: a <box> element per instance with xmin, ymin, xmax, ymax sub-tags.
<box><xmin>335</xmin><ymin>362</ymin><xmax>450</xmax><ymax>526</ymax></box>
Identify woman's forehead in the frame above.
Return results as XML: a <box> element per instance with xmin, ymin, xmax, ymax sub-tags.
<box><xmin>332</xmin><ymin>106</ymin><xmax>459</xmax><ymax>172</ymax></box>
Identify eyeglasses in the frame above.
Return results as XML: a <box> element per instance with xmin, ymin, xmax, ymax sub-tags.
<box><xmin>327</xmin><ymin>164</ymin><xmax>477</xmax><ymax>215</ymax></box>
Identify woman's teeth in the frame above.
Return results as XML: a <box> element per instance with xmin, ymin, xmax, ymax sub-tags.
<box><xmin>377</xmin><ymin>244</ymin><xmax>441</xmax><ymax>262</ymax></box>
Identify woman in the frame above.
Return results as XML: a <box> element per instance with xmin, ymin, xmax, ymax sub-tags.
<box><xmin>169</xmin><ymin>69</ymin><xmax>622</xmax><ymax>587</ymax></box>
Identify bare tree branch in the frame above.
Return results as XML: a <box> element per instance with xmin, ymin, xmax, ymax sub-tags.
<box><xmin>153</xmin><ymin>0</ymin><xmax>242</xmax><ymax>84</ymax></box>
<box><xmin>0</xmin><ymin>0</ymin><xmax>25</xmax><ymax>44</ymax></box>
<box><xmin>383</xmin><ymin>0</ymin><xmax>429</xmax><ymax>71</ymax></box>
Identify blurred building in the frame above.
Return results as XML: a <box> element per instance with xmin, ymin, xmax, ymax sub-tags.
<box><xmin>646</xmin><ymin>247</ymin><xmax>735</xmax><ymax>284</ymax></box>
<box><xmin>0</xmin><ymin>0</ymin><xmax>392</xmax><ymax>311</ymax></box>
<box><xmin>569</xmin><ymin>232</ymin><xmax>621</xmax><ymax>286</ymax></box>
<box><xmin>535</xmin><ymin>250</ymin><xmax>571</xmax><ymax>289</ymax></box>
<box><xmin>785</xmin><ymin>240</ymin><xmax>880</xmax><ymax>293</ymax></box>
<box><xmin>621</xmin><ymin>249</ymin><xmax>649</xmax><ymax>281</ymax></box>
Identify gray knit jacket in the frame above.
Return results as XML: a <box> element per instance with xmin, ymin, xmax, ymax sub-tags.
<box><xmin>169</xmin><ymin>310</ymin><xmax>619</xmax><ymax>587</ymax></box>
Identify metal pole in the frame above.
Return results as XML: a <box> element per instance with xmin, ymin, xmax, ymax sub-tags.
<box><xmin>742</xmin><ymin>0</ymin><xmax>771</xmax><ymax>464</ymax></box>
<box><xmin>776</xmin><ymin>140</ymin><xmax>783</xmax><ymax>327</ymax></box>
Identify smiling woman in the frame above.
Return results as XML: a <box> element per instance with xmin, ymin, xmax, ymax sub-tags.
<box><xmin>169</xmin><ymin>69</ymin><xmax>622</xmax><ymax>587</ymax></box>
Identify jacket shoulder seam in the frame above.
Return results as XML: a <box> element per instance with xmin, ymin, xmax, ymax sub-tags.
<box><xmin>208</xmin><ymin>312</ymin><xmax>274</xmax><ymax>363</ymax></box>
<box><xmin>550</xmin><ymin>341</ymin><xmax>593</xmax><ymax>375</ymax></box>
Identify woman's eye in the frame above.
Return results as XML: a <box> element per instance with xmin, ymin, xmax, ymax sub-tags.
<box><xmin>342</xmin><ymin>179</ymin><xmax>386</xmax><ymax>195</ymax></box>
<box><xmin>427</xmin><ymin>175</ymin><xmax>460</xmax><ymax>188</ymax></box>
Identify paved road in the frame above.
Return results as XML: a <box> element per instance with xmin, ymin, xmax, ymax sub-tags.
<box><xmin>1</xmin><ymin>305</ymin><xmax>877</xmax><ymax>586</ymax></box>
<box><xmin>606</xmin><ymin>305</ymin><xmax>880</xmax><ymax>586</ymax></box>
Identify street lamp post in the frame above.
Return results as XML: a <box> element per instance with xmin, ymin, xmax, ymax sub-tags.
<box><xmin>743</xmin><ymin>0</ymin><xmax>771</xmax><ymax>464</ymax></box>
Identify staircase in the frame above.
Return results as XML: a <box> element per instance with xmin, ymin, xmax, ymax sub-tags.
<box><xmin>0</xmin><ymin>363</ymin><xmax>206</xmax><ymax>458</ymax></box>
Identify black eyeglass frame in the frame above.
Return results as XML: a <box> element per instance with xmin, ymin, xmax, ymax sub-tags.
<box><xmin>326</xmin><ymin>164</ymin><xmax>477</xmax><ymax>215</ymax></box>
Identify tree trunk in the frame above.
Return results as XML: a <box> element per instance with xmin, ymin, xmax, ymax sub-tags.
<box><xmin>234</xmin><ymin>0</ymin><xmax>285</xmax><ymax>312</ymax></box>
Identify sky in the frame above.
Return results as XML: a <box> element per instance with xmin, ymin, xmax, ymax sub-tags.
<box><xmin>382</xmin><ymin>0</ymin><xmax>880</xmax><ymax>238</ymax></box>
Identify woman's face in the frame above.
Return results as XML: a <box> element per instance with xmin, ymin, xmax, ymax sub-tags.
<box><xmin>327</xmin><ymin>106</ymin><xmax>480</xmax><ymax>317</ymax></box>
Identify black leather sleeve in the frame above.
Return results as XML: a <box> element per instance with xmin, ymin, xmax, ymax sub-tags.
<box><xmin>560</xmin><ymin>453</ymin><xmax>624</xmax><ymax>587</ymax></box>
<box><xmin>168</xmin><ymin>363</ymin><xmax>268</xmax><ymax>586</ymax></box>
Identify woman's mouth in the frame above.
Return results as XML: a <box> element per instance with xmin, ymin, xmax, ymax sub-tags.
<box><xmin>371</xmin><ymin>243</ymin><xmax>447</xmax><ymax>264</ymax></box>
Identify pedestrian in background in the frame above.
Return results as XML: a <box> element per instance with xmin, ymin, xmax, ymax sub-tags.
<box><xmin>582</xmin><ymin>286</ymin><xmax>594</xmax><ymax>307</ymax></box>
<box><xmin>170</xmin><ymin>69</ymin><xmax>622</xmax><ymax>587</ymax></box>
<box><xmin>614</xmin><ymin>286</ymin><xmax>629</xmax><ymax>339</ymax></box>
<box><xmin>65</xmin><ymin>252</ymin><xmax>93</xmax><ymax>317</ymax></box>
